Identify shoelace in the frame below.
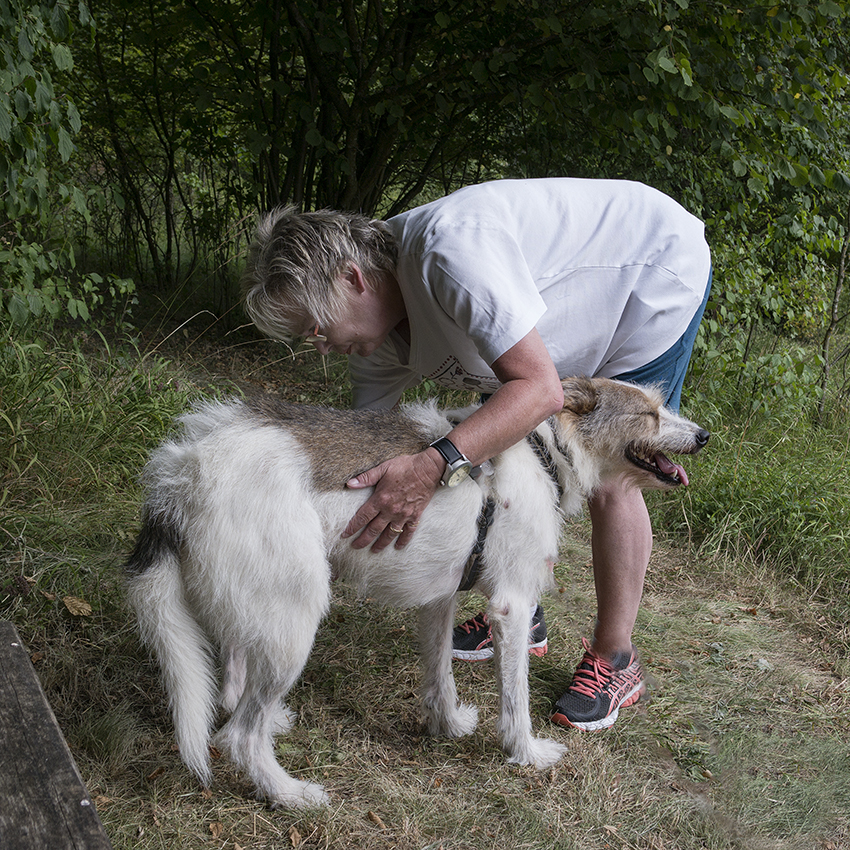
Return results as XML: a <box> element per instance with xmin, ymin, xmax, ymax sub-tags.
<box><xmin>568</xmin><ymin>640</ymin><xmax>616</xmax><ymax>698</ymax></box>
<box><xmin>458</xmin><ymin>612</ymin><xmax>489</xmax><ymax>634</ymax></box>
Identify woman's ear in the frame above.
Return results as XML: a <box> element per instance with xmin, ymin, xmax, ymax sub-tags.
<box><xmin>344</xmin><ymin>263</ymin><xmax>369</xmax><ymax>293</ymax></box>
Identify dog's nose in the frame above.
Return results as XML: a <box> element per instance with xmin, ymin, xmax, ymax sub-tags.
<box><xmin>696</xmin><ymin>429</ymin><xmax>710</xmax><ymax>447</ymax></box>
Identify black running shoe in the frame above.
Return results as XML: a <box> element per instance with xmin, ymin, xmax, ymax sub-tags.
<box><xmin>452</xmin><ymin>606</ymin><xmax>548</xmax><ymax>661</ymax></box>
<box><xmin>550</xmin><ymin>638</ymin><xmax>645</xmax><ymax>731</ymax></box>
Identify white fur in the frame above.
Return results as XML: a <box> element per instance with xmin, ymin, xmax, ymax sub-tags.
<box><xmin>126</xmin><ymin>378</ymin><xmax>708</xmax><ymax>809</ymax></box>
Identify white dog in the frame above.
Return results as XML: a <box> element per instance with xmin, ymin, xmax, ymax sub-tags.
<box><xmin>125</xmin><ymin>377</ymin><xmax>709</xmax><ymax>809</ymax></box>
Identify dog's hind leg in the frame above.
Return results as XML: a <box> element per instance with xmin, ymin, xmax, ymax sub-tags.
<box><xmin>221</xmin><ymin>644</ymin><xmax>246</xmax><ymax>714</ymax></box>
<box><xmin>489</xmin><ymin>598</ymin><xmax>567</xmax><ymax>769</ymax></box>
<box><xmin>419</xmin><ymin>596</ymin><xmax>478</xmax><ymax>738</ymax></box>
<box><xmin>221</xmin><ymin>644</ymin><xmax>294</xmax><ymax>733</ymax></box>
<box><xmin>213</xmin><ymin>647</ymin><xmax>328</xmax><ymax>809</ymax></box>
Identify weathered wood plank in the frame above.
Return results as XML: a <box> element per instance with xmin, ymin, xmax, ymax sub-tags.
<box><xmin>0</xmin><ymin>621</ymin><xmax>113</xmax><ymax>850</ymax></box>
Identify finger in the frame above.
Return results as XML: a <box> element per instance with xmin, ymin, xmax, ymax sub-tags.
<box><xmin>348</xmin><ymin>519</ymin><xmax>388</xmax><ymax>550</ymax></box>
<box><xmin>341</xmin><ymin>505</ymin><xmax>379</xmax><ymax>539</ymax></box>
<box><xmin>394</xmin><ymin>520</ymin><xmax>420</xmax><ymax>549</ymax></box>
<box><xmin>346</xmin><ymin>463</ymin><xmax>386</xmax><ymax>490</ymax></box>
<box><xmin>369</xmin><ymin>520</ymin><xmax>408</xmax><ymax>553</ymax></box>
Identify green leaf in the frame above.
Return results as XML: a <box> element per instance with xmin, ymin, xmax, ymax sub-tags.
<box><xmin>0</xmin><ymin>104</ymin><xmax>11</xmax><ymax>142</ymax></box>
<box><xmin>71</xmin><ymin>185</ymin><xmax>89</xmax><ymax>220</ymax></box>
<box><xmin>51</xmin><ymin>2</ymin><xmax>71</xmax><ymax>38</ymax></box>
<box><xmin>17</xmin><ymin>29</ymin><xmax>34</xmax><ymax>61</ymax></box>
<box><xmin>35</xmin><ymin>82</ymin><xmax>52</xmax><ymax>113</ymax></box>
<box><xmin>67</xmin><ymin>101</ymin><xmax>81</xmax><ymax>133</ymax></box>
<box><xmin>57</xmin><ymin>127</ymin><xmax>74</xmax><ymax>162</ymax></box>
<box><xmin>27</xmin><ymin>290</ymin><xmax>44</xmax><ymax>316</ymax></box>
<box><xmin>719</xmin><ymin>105</ymin><xmax>744</xmax><ymax>125</ymax></box>
<box><xmin>51</xmin><ymin>44</ymin><xmax>74</xmax><ymax>72</ymax></box>
<box><xmin>830</xmin><ymin>172</ymin><xmax>850</xmax><ymax>193</ymax></box>
<box><xmin>14</xmin><ymin>90</ymin><xmax>30</xmax><ymax>121</ymax></box>
<box><xmin>8</xmin><ymin>292</ymin><xmax>29</xmax><ymax>324</ymax></box>
<box><xmin>657</xmin><ymin>56</ymin><xmax>677</xmax><ymax>74</ymax></box>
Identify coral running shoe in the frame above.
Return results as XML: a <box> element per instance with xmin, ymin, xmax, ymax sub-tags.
<box><xmin>452</xmin><ymin>606</ymin><xmax>548</xmax><ymax>661</ymax></box>
<box><xmin>551</xmin><ymin>638</ymin><xmax>645</xmax><ymax>731</ymax></box>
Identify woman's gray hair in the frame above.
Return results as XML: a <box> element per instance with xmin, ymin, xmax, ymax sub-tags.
<box><xmin>241</xmin><ymin>205</ymin><xmax>398</xmax><ymax>341</ymax></box>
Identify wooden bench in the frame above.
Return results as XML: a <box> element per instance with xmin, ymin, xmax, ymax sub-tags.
<box><xmin>0</xmin><ymin>621</ymin><xmax>113</xmax><ymax>849</ymax></box>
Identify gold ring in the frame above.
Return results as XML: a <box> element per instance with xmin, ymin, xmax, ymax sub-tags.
<box><xmin>407</xmin><ymin>522</ymin><xmax>419</xmax><ymax>529</ymax></box>
<box><xmin>389</xmin><ymin>525</ymin><xmax>404</xmax><ymax>535</ymax></box>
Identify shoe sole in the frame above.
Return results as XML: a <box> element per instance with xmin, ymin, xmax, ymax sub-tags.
<box><xmin>452</xmin><ymin>638</ymin><xmax>548</xmax><ymax>662</ymax></box>
<box><xmin>550</xmin><ymin>682</ymin><xmax>645</xmax><ymax>731</ymax></box>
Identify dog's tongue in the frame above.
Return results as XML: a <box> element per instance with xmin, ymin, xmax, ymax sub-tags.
<box><xmin>654</xmin><ymin>452</ymin><xmax>689</xmax><ymax>486</ymax></box>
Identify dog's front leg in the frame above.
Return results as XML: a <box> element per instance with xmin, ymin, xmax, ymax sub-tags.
<box><xmin>418</xmin><ymin>597</ymin><xmax>478</xmax><ymax>737</ymax></box>
<box><xmin>489</xmin><ymin>599</ymin><xmax>567</xmax><ymax>769</ymax></box>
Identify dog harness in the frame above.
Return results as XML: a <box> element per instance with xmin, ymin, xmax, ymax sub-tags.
<box><xmin>456</xmin><ymin>423</ymin><xmax>565</xmax><ymax>592</ymax></box>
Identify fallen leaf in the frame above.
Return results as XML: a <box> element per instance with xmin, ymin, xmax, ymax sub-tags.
<box><xmin>209</xmin><ymin>821</ymin><xmax>223</xmax><ymax>838</ymax></box>
<box><xmin>146</xmin><ymin>767</ymin><xmax>166</xmax><ymax>781</ymax></box>
<box><xmin>368</xmin><ymin>811</ymin><xmax>387</xmax><ymax>830</ymax></box>
<box><xmin>63</xmin><ymin>596</ymin><xmax>92</xmax><ymax>616</ymax></box>
<box><xmin>288</xmin><ymin>825</ymin><xmax>302</xmax><ymax>846</ymax></box>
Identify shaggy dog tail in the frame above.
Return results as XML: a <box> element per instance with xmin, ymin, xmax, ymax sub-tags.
<box><xmin>125</xmin><ymin>510</ymin><xmax>218</xmax><ymax>787</ymax></box>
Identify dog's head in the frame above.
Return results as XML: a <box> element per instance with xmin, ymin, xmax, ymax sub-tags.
<box><xmin>556</xmin><ymin>376</ymin><xmax>709</xmax><ymax>490</ymax></box>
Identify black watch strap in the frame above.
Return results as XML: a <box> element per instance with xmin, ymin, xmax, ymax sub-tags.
<box><xmin>429</xmin><ymin>437</ymin><xmax>465</xmax><ymax>466</ymax></box>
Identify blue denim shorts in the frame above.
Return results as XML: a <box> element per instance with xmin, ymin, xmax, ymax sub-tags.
<box><xmin>612</xmin><ymin>269</ymin><xmax>712</xmax><ymax>413</ymax></box>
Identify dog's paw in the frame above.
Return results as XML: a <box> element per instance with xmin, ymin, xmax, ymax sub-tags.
<box><xmin>506</xmin><ymin>736</ymin><xmax>567</xmax><ymax>770</ymax></box>
<box><xmin>424</xmin><ymin>701</ymin><xmax>479</xmax><ymax>738</ymax></box>
<box><xmin>267</xmin><ymin>779</ymin><xmax>330</xmax><ymax>810</ymax></box>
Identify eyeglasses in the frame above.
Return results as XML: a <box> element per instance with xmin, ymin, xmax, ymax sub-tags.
<box><xmin>305</xmin><ymin>323</ymin><xmax>328</xmax><ymax>343</ymax></box>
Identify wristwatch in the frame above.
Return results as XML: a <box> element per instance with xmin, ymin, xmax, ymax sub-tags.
<box><xmin>429</xmin><ymin>437</ymin><xmax>473</xmax><ymax>487</ymax></box>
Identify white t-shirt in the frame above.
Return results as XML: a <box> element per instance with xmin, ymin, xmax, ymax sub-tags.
<box><xmin>350</xmin><ymin>178</ymin><xmax>712</xmax><ymax>409</ymax></box>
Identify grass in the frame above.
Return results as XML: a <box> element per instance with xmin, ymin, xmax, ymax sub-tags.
<box><xmin>2</xmin><ymin>321</ymin><xmax>849</xmax><ymax>850</ymax></box>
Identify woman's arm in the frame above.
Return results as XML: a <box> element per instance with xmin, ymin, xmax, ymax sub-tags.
<box><xmin>342</xmin><ymin>328</ymin><xmax>564</xmax><ymax>551</ymax></box>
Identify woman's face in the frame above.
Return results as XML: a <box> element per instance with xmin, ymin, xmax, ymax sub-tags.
<box><xmin>302</xmin><ymin>266</ymin><xmax>404</xmax><ymax>358</ymax></box>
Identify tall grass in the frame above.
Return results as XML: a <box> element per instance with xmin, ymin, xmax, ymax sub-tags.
<box><xmin>649</xmin><ymin>382</ymin><xmax>850</xmax><ymax>618</ymax></box>
<box><xmin>0</xmin><ymin>325</ymin><xmax>199</xmax><ymax>627</ymax></box>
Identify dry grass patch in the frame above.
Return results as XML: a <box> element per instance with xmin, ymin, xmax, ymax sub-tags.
<box><xmin>12</xmin><ymin>521</ymin><xmax>844</xmax><ymax>850</ymax></box>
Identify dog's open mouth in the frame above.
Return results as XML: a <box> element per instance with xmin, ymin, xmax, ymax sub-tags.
<box><xmin>626</xmin><ymin>446</ymin><xmax>689</xmax><ymax>486</ymax></box>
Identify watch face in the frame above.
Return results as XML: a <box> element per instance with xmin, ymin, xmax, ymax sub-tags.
<box><xmin>446</xmin><ymin>464</ymin><xmax>471</xmax><ymax>487</ymax></box>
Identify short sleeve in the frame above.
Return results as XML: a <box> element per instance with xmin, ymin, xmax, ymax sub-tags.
<box><xmin>419</xmin><ymin>224</ymin><xmax>547</xmax><ymax>366</ymax></box>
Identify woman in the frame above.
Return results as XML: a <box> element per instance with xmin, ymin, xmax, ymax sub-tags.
<box><xmin>241</xmin><ymin>178</ymin><xmax>712</xmax><ymax>731</ymax></box>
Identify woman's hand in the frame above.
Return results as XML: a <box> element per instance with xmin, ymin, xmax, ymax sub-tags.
<box><xmin>342</xmin><ymin>449</ymin><xmax>444</xmax><ymax>551</ymax></box>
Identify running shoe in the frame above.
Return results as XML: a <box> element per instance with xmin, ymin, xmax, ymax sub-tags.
<box><xmin>452</xmin><ymin>606</ymin><xmax>548</xmax><ymax>661</ymax></box>
<box><xmin>550</xmin><ymin>638</ymin><xmax>645</xmax><ymax>731</ymax></box>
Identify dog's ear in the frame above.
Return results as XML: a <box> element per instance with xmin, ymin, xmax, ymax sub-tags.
<box><xmin>561</xmin><ymin>377</ymin><xmax>598</xmax><ymax>415</ymax></box>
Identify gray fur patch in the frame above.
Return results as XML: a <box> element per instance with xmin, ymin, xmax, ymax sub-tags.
<box><xmin>245</xmin><ymin>396</ymin><xmax>430</xmax><ymax>491</ymax></box>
